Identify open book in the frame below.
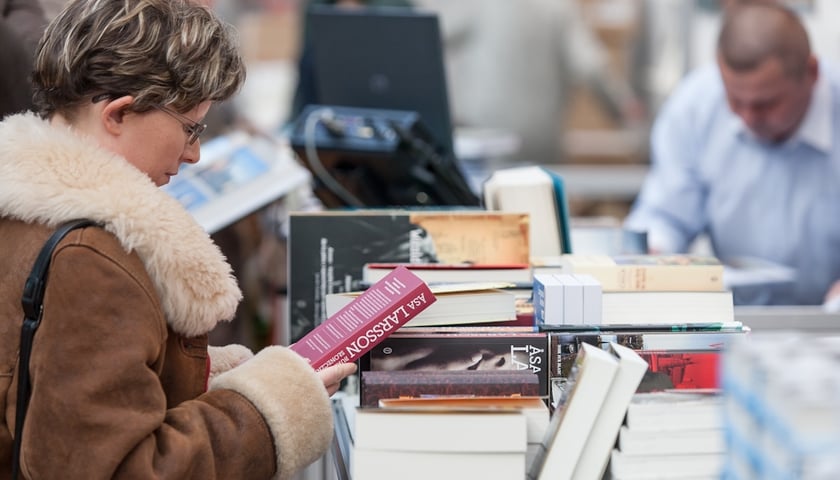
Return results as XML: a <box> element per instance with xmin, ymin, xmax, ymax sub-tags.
<box><xmin>163</xmin><ymin>132</ymin><xmax>311</xmax><ymax>233</ymax></box>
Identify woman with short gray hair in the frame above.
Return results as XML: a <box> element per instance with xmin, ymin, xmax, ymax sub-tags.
<box><xmin>0</xmin><ymin>0</ymin><xmax>356</xmax><ymax>478</ymax></box>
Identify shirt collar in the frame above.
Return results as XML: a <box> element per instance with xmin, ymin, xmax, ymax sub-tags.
<box><xmin>729</xmin><ymin>70</ymin><xmax>833</xmax><ymax>153</ymax></box>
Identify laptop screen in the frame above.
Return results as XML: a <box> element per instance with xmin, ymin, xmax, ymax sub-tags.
<box><xmin>306</xmin><ymin>6</ymin><xmax>455</xmax><ymax>159</ymax></box>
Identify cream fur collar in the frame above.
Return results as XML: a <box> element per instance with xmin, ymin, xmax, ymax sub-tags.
<box><xmin>0</xmin><ymin>113</ymin><xmax>241</xmax><ymax>337</ymax></box>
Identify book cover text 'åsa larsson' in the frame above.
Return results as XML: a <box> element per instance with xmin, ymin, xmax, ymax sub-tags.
<box><xmin>291</xmin><ymin>266</ymin><xmax>436</xmax><ymax>371</ymax></box>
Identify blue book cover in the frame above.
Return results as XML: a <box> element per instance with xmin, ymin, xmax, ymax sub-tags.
<box><xmin>540</xmin><ymin>167</ymin><xmax>573</xmax><ymax>254</ymax></box>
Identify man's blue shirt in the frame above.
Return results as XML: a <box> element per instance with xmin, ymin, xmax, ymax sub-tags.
<box><xmin>625</xmin><ymin>63</ymin><xmax>840</xmax><ymax>305</ymax></box>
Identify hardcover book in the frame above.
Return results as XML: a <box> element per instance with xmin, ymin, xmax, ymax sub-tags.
<box><xmin>360</xmin><ymin>370</ymin><xmax>541</xmax><ymax>407</ymax></box>
<box><xmin>354</xmin><ymin>405</ymin><xmax>528</xmax><ymax>453</ymax></box>
<box><xmin>352</xmin><ymin>450</ymin><xmax>526</xmax><ymax>480</ymax></box>
<box><xmin>624</xmin><ymin>390</ymin><xmax>724</xmax><ymax>432</ymax></box>
<box><xmin>290</xmin><ymin>266</ymin><xmax>435</xmax><ymax>371</ymax></box>
<box><xmin>600</xmin><ymin>290</ymin><xmax>735</xmax><ymax>325</ymax></box>
<box><xmin>617</xmin><ymin>425</ymin><xmax>725</xmax><ymax>455</ymax></box>
<box><xmin>360</xmin><ymin>330</ymin><xmax>550</xmax><ymax>397</ymax></box>
<box><xmin>353</xmin><ymin>406</ymin><xmax>528</xmax><ymax>480</ymax></box>
<box><xmin>609</xmin><ymin>450</ymin><xmax>724</xmax><ymax>480</ymax></box>
<box><xmin>362</xmin><ymin>262</ymin><xmax>532</xmax><ymax>285</ymax></box>
<box><xmin>377</xmin><ymin>395</ymin><xmax>550</xmax><ymax>444</ymax></box>
<box><xmin>483</xmin><ymin>165</ymin><xmax>573</xmax><ymax>257</ymax></box>
<box><xmin>554</xmin><ymin>253</ymin><xmax>725</xmax><ymax>292</ymax></box>
<box><xmin>287</xmin><ymin>210</ymin><xmax>530</xmax><ymax>342</ymax></box>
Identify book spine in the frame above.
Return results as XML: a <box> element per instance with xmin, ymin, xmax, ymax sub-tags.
<box><xmin>290</xmin><ymin>266</ymin><xmax>435</xmax><ymax>371</ymax></box>
<box><xmin>533</xmin><ymin>274</ymin><xmax>563</xmax><ymax>325</ymax></box>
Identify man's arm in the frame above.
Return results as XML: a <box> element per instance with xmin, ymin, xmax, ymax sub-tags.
<box><xmin>623</xmin><ymin>71</ymin><xmax>712</xmax><ymax>253</ymax></box>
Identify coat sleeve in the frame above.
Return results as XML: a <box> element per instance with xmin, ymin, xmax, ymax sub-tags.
<box><xmin>18</xmin><ymin>239</ymin><xmax>333</xmax><ymax>480</ymax></box>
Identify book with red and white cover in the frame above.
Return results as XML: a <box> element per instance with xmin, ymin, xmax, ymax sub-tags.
<box><xmin>290</xmin><ymin>266</ymin><xmax>436</xmax><ymax>371</ymax></box>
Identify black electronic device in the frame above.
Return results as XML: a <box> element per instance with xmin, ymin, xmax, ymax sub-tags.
<box><xmin>289</xmin><ymin>105</ymin><xmax>479</xmax><ymax>208</ymax></box>
<box><xmin>305</xmin><ymin>6</ymin><xmax>456</xmax><ymax>160</ymax></box>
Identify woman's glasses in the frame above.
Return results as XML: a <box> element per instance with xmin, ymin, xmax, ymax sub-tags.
<box><xmin>153</xmin><ymin>105</ymin><xmax>207</xmax><ymax>145</ymax></box>
<box><xmin>91</xmin><ymin>94</ymin><xmax>206</xmax><ymax>145</ymax></box>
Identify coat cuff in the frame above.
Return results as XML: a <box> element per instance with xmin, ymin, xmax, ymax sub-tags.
<box><xmin>207</xmin><ymin>344</ymin><xmax>254</xmax><ymax>381</ymax></box>
<box><xmin>209</xmin><ymin>346</ymin><xmax>333</xmax><ymax>480</ymax></box>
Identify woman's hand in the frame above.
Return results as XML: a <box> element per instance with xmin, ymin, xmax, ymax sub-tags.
<box><xmin>317</xmin><ymin>362</ymin><xmax>357</xmax><ymax>396</ymax></box>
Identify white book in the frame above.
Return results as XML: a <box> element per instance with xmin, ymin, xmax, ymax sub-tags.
<box><xmin>557</xmin><ymin>273</ymin><xmax>584</xmax><ymax>325</ymax></box>
<box><xmin>625</xmin><ymin>390</ymin><xmax>724</xmax><ymax>431</ymax></box>
<box><xmin>326</xmin><ymin>284</ymin><xmax>517</xmax><ymax>327</ymax></box>
<box><xmin>528</xmin><ymin>342</ymin><xmax>620</xmax><ymax>480</ymax></box>
<box><xmin>609</xmin><ymin>449</ymin><xmax>725</xmax><ymax>480</ymax></box>
<box><xmin>602</xmin><ymin>290</ymin><xmax>734</xmax><ymax>325</ymax></box>
<box><xmin>574</xmin><ymin>273</ymin><xmax>603</xmax><ymax>325</ymax></box>
<box><xmin>533</xmin><ymin>273</ymin><xmax>566</xmax><ymax>325</ymax></box>
<box><xmin>483</xmin><ymin>165</ymin><xmax>571</xmax><ymax>258</ymax></box>
<box><xmin>353</xmin><ymin>406</ymin><xmax>528</xmax><ymax>453</ymax></box>
<box><xmin>617</xmin><ymin>425</ymin><xmax>725</xmax><ymax>455</ymax></box>
<box><xmin>572</xmin><ymin>342</ymin><xmax>649</xmax><ymax>480</ymax></box>
<box><xmin>352</xmin><ymin>449</ymin><xmax>526</xmax><ymax>480</ymax></box>
<box><xmin>378</xmin><ymin>396</ymin><xmax>549</xmax><ymax>444</ymax></box>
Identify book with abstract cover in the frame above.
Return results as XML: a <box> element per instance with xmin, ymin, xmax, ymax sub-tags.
<box><xmin>287</xmin><ymin>210</ymin><xmax>530</xmax><ymax>342</ymax></box>
<box><xmin>360</xmin><ymin>330</ymin><xmax>549</xmax><ymax>397</ymax></box>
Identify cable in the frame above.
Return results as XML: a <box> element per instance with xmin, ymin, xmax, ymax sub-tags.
<box><xmin>303</xmin><ymin>107</ymin><xmax>365</xmax><ymax>208</ymax></box>
<box><xmin>388</xmin><ymin>121</ymin><xmax>481</xmax><ymax>206</ymax></box>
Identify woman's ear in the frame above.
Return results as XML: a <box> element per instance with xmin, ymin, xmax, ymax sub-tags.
<box><xmin>100</xmin><ymin>95</ymin><xmax>135</xmax><ymax>136</ymax></box>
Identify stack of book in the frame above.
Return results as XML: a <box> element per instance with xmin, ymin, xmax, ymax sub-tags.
<box><xmin>376</xmin><ymin>396</ymin><xmax>551</xmax><ymax>468</ymax></box>
<box><xmin>534</xmin><ymin>253</ymin><xmax>734</xmax><ymax>325</ymax></box>
<box><xmin>533</xmin><ymin>272</ymin><xmax>602</xmax><ymax>325</ymax></box>
<box><xmin>352</xmin><ymin>403</ymin><xmax>529</xmax><ymax>479</ymax></box>
<box><xmin>540</xmin><ymin>323</ymin><xmax>748</xmax><ymax>408</ymax></box>
<box><xmin>529</xmin><ymin>342</ymin><xmax>649</xmax><ymax>480</ymax></box>
<box><xmin>326</xmin><ymin>282</ymin><xmax>520</xmax><ymax>328</ymax></box>
<box><xmin>721</xmin><ymin>333</ymin><xmax>840</xmax><ymax>479</ymax></box>
<box><xmin>608</xmin><ymin>390</ymin><xmax>726</xmax><ymax>480</ymax></box>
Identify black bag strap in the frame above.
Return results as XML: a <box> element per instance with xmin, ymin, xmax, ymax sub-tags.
<box><xmin>13</xmin><ymin>219</ymin><xmax>98</xmax><ymax>480</ymax></box>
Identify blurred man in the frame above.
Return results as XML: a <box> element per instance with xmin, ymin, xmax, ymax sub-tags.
<box><xmin>625</xmin><ymin>3</ymin><xmax>840</xmax><ymax>306</ymax></box>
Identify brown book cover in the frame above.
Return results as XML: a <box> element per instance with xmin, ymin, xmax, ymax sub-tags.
<box><xmin>360</xmin><ymin>370</ymin><xmax>541</xmax><ymax>407</ymax></box>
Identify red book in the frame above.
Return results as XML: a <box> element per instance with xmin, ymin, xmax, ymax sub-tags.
<box><xmin>291</xmin><ymin>266</ymin><xmax>436</xmax><ymax>371</ymax></box>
